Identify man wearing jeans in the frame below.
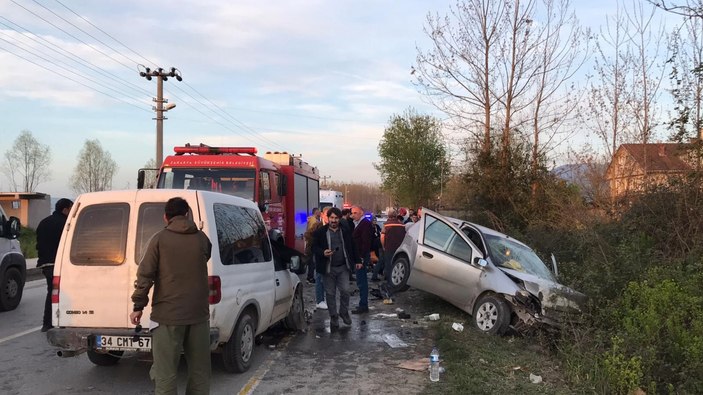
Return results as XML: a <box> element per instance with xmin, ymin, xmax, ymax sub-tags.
<box><xmin>130</xmin><ymin>197</ymin><xmax>212</xmax><ymax>395</ymax></box>
<box><xmin>312</xmin><ymin>207</ymin><xmax>360</xmax><ymax>328</ymax></box>
<box><xmin>350</xmin><ymin>206</ymin><xmax>371</xmax><ymax>314</ymax></box>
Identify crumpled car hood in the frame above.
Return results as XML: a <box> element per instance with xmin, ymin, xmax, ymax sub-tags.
<box><xmin>498</xmin><ymin>267</ymin><xmax>587</xmax><ymax>313</ymax></box>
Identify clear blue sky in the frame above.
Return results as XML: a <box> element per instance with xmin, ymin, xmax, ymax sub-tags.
<box><xmin>0</xmin><ymin>0</ymin><xmax>681</xmax><ymax>198</ymax></box>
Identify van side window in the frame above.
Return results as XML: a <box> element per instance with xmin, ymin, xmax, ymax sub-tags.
<box><xmin>214</xmin><ymin>203</ymin><xmax>272</xmax><ymax>265</ymax></box>
<box><xmin>70</xmin><ymin>203</ymin><xmax>129</xmax><ymax>266</ymax></box>
<box><xmin>135</xmin><ymin>202</ymin><xmax>166</xmax><ymax>263</ymax></box>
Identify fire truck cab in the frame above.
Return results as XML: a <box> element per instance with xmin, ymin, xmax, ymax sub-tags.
<box><xmin>145</xmin><ymin>144</ymin><xmax>320</xmax><ymax>253</ymax></box>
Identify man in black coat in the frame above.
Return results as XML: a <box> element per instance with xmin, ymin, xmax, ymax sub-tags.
<box><xmin>312</xmin><ymin>207</ymin><xmax>360</xmax><ymax>328</ymax></box>
<box><xmin>36</xmin><ymin>198</ymin><xmax>73</xmax><ymax>332</ymax></box>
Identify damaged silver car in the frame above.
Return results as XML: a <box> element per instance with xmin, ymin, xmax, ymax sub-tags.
<box><xmin>388</xmin><ymin>208</ymin><xmax>586</xmax><ymax>335</ymax></box>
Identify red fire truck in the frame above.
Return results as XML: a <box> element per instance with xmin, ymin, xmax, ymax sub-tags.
<box><xmin>139</xmin><ymin>144</ymin><xmax>320</xmax><ymax>253</ymax></box>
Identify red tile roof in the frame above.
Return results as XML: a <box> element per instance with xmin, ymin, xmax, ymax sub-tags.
<box><xmin>620</xmin><ymin>143</ymin><xmax>693</xmax><ymax>172</ymax></box>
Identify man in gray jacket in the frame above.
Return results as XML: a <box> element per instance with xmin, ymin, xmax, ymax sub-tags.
<box><xmin>129</xmin><ymin>197</ymin><xmax>212</xmax><ymax>395</ymax></box>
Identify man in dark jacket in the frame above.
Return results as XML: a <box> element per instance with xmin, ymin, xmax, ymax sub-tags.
<box><xmin>380</xmin><ymin>210</ymin><xmax>407</xmax><ymax>303</ymax></box>
<box><xmin>350</xmin><ymin>206</ymin><xmax>371</xmax><ymax>314</ymax></box>
<box><xmin>130</xmin><ymin>197</ymin><xmax>212</xmax><ymax>394</ymax></box>
<box><xmin>312</xmin><ymin>207</ymin><xmax>360</xmax><ymax>328</ymax></box>
<box><xmin>36</xmin><ymin>198</ymin><xmax>73</xmax><ymax>332</ymax></box>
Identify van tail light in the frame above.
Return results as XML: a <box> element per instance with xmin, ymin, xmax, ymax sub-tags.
<box><xmin>208</xmin><ymin>276</ymin><xmax>221</xmax><ymax>304</ymax></box>
<box><xmin>51</xmin><ymin>276</ymin><xmax>60</xmax><ymax>303</ymax></box>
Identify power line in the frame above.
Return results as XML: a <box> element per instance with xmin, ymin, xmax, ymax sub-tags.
<box><xmin>10</xmin><ymin>0</ymin><xmax>135</xmax><ymax>71</ymax></box>
<box><xmin>0</xmin><ymin>17</ymin><xmax>152</xmax><ymax>98</ymax></box>
<box><xmin>53</xmin><ymin>0</ymin><xmax>160</xmax><ymax>69</ymax></box>
<box><xmin>0</xmin><ymin>43</ymin><xmax>150</xmax><ymax>113</ymax></box>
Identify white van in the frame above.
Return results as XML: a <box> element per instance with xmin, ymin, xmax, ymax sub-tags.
<box><xmin>0</xmin><ymin>206</ymin><xmax>24</xmax><ymax>311</ymax></box>
<box><xmin>46</xmin><ymin>189</ymin><xmax>305</xmax><ymax>373</ymax></box>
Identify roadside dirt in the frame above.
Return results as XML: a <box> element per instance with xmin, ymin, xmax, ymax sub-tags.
<box><xmin>249</xmin><ymin>277</ymin><xmax>438</xmax><ymax>395</ymax></box>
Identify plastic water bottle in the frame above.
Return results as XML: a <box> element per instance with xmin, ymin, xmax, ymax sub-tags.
<box><xmin>430</xmin><ymin>346</ymin><xmax>440</xmax><ymax>382</ymax></box>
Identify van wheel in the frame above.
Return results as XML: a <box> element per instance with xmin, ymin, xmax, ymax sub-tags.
<box><xmin>284</xmin><ymin>287</ymin><xmax>305</xmax><ymax>331</ymax></box>
<box><xmin>222</xmin><ymin>312</ymin><xmax>255</xmax><ymax>373</ymax></box>
<box><xmin>389</xmin><ymin>256</ymin><xmax>410</xmax><ymax>293</ymax></box>
<box><xmin>0</xmin><ymin>267</ymin><xmax>24</xmax><ymax>311</ymax></box>
<box><xmin>472</xmin><ymin>294</ymin><xmax>511</xmax><ymax>335</ymax></box>
<box><xmin>87</xmin><ymin>349</ymin><xmax>123</xmax><ymax>366</ymax></box>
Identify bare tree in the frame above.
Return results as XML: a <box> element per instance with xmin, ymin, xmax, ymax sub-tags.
<box><xmin>584</xmin><ymin>1</ymin><xmax>635</xmax><ymax>160</ymax></box>
<box><xmin>2</xmin><ymin>130</ymin><xmax>51</xmax><ymax>192</ymax></box>
<box><xmin>649</xmin><ymin>0</ymin><xmax>703</xmax><ymax>18</ymax></box>
<box><xmin>528</xmin><ymin>0</ymin><xmax>590</xmax><ymax>190</ymax></box>
<box><xmin>70</xmin><ymin>139</ymin><xmax>118</xmax><ymax>193</ymax></box>
<box><xmin>626</xmin><ymin>0</ymin><xmax>667</xmax><ymax>144</ymax></box>
<box><xmin>667</xmin><ymin>17</ymin><xmax>703</xmax><ymax>141</ymax></box>
<box><xmin>413</xmin><ymin>0</ymin><xmax>509</xmax><ymax>154</ymax></box>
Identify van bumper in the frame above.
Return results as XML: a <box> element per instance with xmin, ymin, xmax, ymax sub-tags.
<box><xmin>47</xmin><ymin>327</ymin><xmax>221</xmax><ymax>352</ymax></box>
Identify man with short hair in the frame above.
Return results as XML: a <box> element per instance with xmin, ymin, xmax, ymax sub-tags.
<box><xmin>36</xmin><ymin>198</ymin><xmax>73</xmax><ymax>332</ymax></box>
<box><xmin>312</xmin><ymin>207</ymin><xmax>360</xmax><ymax>328</ymax></box>
<box><xmin>350</xmin><ymin>206</ymin><xmax>371</xmax><ymax>314</ymax></box>
<box><xmin>130</xmin><ymin>197</ymin><xmax>213</xmax><ymax>395</ymax></box>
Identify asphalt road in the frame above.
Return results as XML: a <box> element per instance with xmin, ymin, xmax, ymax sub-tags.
<box><xmin>0</xmin><ymin>279</ymin><xmax>281</xmax><ymax>395</ymax></box>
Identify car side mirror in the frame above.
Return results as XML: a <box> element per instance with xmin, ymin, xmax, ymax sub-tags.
<box><xmin>2</xmin><ymin>216</ymin><xmax>21</xmax><ymax>239</ymax></box>
<box><xmin>137</xmin><ymin>169</ymin><xmax>145</xmax><ymax>189</ymax></box>
<box><xmin>288</xmin><ymin>256</ymin><xmax>303</xmax><ymax>273</ymax></box>
<box><xmin>473</xmin><ymin>257</ymin><xmax>488</xmax><ymax>267</ymax></box>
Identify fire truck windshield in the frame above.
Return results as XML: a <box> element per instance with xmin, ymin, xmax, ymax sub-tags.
<box><xmin>158</xmin><ymin>168</ymin><xmax>256</xmax><ymax>201</ymax></box>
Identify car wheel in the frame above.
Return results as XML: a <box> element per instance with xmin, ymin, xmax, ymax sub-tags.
<box><xmin>87</xmin><ymin>349</ymin><xmax>123</xmax><ymax>366</ymax></box>
<box><xmin>472</xmin><ymin>294</ymin><xmax>511</xmax><ymax>335</ymax></box>
<box><xmin>222</xmin><ymin>312</ymin><xmax>255</xmax><ymax>373</ymax></box>
<box><xmin>0</xmin><ymin>267</ymin><xmax>24</xmax><ymax>311</ymax></box>
<box><xmin>283</xmin><ymin>286</ymin><xmax>305</xmax><ymax>331</ymax></box>
<box><xmin>389</xmin><ymin>256</ymin><xmax>410</xmax><ymax>293</ymax></box>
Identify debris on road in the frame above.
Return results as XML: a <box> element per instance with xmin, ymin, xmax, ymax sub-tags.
<box><xmin>452</xmin><ymin>322</ymin><xmax>464</xmax><ymax>332</ymax></box>
<box><xmin>397</xmin><ymin>358</ymin><xmax>429</xmax><ymax>372</ymax></box>
<box><xmin>529</xmin><ymin>373</ymin><xmax>543</xmax><ymax>384</ymax></box>
<box><xmin>382</xmin><ymin>333</ymin><xmax>409</xmax><ymax>348</ymax></box>
<box><xmin>374</xmin><ymin>313</ymin><xmax>398</xmax><ymax>318</ymax></box>
<box><xmin>426</xmin><ymin>313</ymin><xmax>440</xmax><ymax>321</ymax></box>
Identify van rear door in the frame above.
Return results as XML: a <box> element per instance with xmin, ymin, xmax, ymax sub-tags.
<box><xmin>56</xmin><ymin>198</ymin><xmax>135</xmax><ymax>328</ymax></box>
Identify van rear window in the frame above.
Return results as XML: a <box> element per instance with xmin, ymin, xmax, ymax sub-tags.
<box><xmin>214</xmin><ymin>203</ymin><xmax>272</xmax><ymax>265</ymax></box>
<box><xmin>135</xmin><ymin>203</ymin><xmax>166</xmax><ymax>263</ymax></box>
<box><xmin>70</xmin><ymin>203</ymin><xmax>129</xmax><ymax>266</ymax></box>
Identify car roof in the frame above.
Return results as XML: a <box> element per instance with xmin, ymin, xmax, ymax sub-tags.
<box><xmin>428</xmin><ymin>210</ymin><xmax>531</xmax><ymax>249</ymax></box>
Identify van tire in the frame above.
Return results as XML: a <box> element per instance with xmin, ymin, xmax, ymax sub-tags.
<box><xmin>222</xmin><ymin>312</ymin><xmax>255</xmax><ymax>373</ymax></box>
<box><xmin>284</xmin><ymin>286</ymin><xmax>305</xmax><ymax>331</ymax></box>
<box><xmin>0</xmin><ymin>267</ymin><xmax>23</xmax><ymax>311</ymax></box>
<box><xmin>87</xmin><ymin>349</ymin><xmax>123</xmax><ymax>366</ymax></box>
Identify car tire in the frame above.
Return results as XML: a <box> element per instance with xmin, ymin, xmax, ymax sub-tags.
<box><xmin>222</xmin><ymin>312</ymin><xmax>255</xmax><ymax>373</ymax></box>
<box><xmin>472</xmin><ymin>294</ymin><xmax>511</xmax><ymax>335</ymax></box>
<box><xmin>389</xmin><ymin>256</ymin><xmax>410</xmax><ymax>293</ymax></box>
<box><xmin>87</xmin><ymin>349</ymin><xmax>123</xmax><ymax>366</ymax></box>
<box><xmin>283</xmin><ymin>286</ymin><xmax>305</xmax><ymax>331</ymax></box>
<box><xmin>0</xmin><ymin>267</ymin><xmax>24</xmax><ymax>311</ymax></box>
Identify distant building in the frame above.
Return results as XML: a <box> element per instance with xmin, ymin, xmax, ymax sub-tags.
<box><xmin>0</xmin><ymin>192</ymin><xmax>51</xmax><ymax>229</ymax></box>
<box><xmin>605</xmin><ymin>143</ymin><xmax>696</xmax><ymax>201</ymax></box>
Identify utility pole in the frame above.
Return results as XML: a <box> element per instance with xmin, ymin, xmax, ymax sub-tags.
<box><xmin>139</xmin><ymin>66</ymin><xmax>182</xmax><ymax>166</ymax></box>
<box><xmin>320</xmin><ymin>175</ymin><xmax>331</xmax><ymax>188</ymax></box>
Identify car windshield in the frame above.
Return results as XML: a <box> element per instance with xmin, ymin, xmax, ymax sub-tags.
<box><xmin>157</xmin><ymin>168</ymin><xmax>256</xmax><ymax>201</ymax></box>
<box><xmin>484</xmin><ymin>234</ymin><xmax>555</xmax><ymax>281</ymax></box>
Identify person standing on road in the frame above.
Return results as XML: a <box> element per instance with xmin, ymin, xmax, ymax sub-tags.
<box><xmin>305</xmin><ymin>208</ymin><xmax>322</xmax><ymax>284</ymax></box>
<box><xmin>312</xmin><ymin>207</ymin><xmax>360</xmax><ymax>328</ymax></box>
<box><xmin>36</xmin><ymin>198</ymin><xmax>73</xmax><ymax>333</ymax></box>
<box><xmin>130</xmin><ymin>197</ymin><xmax>213</xmax><ymax>395</ymax></box>
<box><xmin>380</xmin><ymin>210</ymin><xmax>406</xmax><ymax>304</ymax></box>
<box><xmin>351</xmin><ymin>206</ymin><xmax>371</xmax><ymax>314</ymax></box>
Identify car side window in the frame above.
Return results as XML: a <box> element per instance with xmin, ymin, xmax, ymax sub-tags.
<box><xmin>214</xmin><ymin>203</ymin><xmax>272</xmax><ymax>265</ymax></box>
<box><xmin>423</xmin><ymin>216</ymin><xmax>454</xmax><ymax>250</ymax></box>
<box><xmin>446</xmin><ymin>234</ymin><xmax>472</xmax><ymax>262</ymax></box>
<box><xmin>70</xmin><ymin>203</ymin><xmax>129</xmax><ymax>266</ymax></box>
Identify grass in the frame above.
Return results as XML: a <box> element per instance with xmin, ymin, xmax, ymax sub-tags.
<box><xmin>415</xmin><ymin>292</ymin><xmax>592</xmax><ymax>395</ymax></box>
<box><xmin>18</xmin><ymin>226</ymin><xmax>37</xmax><ymax>258</ymax></box>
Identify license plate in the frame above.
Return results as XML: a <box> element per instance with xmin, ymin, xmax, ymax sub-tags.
<box><xmin>95</xmin><ymin>335</ymin><xmax>151</xmax><ymax>351</ymax></box>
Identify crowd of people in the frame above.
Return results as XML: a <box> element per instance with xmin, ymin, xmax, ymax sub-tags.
<box><xmin>303</xmin><ymin>205</ymin><xmax>418</xmax><ymax>328</ymax></box>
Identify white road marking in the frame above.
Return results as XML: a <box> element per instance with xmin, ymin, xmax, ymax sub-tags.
<box><xmin>0</xmin><ymin>326</ymin><xmax>42</xmax><ymax>345</ymax></box>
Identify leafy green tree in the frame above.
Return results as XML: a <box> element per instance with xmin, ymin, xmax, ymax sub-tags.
<box><xmin>375</xmin><ymin>108</ymin><xmax>449</xmax><ymax>209</ymax></box>
<box><xmin>2</xmin><ymin>130</ymin><xmax>51</xmax><ymax>192</ymax></box>
<box><xmin>70</xmin><ymin>139</ymin><xmax>118</xmax><ymax>193</ymax></box>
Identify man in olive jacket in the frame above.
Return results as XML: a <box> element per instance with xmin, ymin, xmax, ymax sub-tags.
<box><xmin>130</xmin><ymin>197</ymin><xmax>212</xmax><ymax>395</ymax></box>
